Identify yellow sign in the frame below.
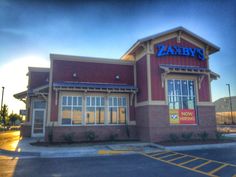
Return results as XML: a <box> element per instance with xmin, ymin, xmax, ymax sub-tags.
<box><xmin>169</xmin><ymin>109</ymin><xmax>179</xmax><ymax>124</ymax></box>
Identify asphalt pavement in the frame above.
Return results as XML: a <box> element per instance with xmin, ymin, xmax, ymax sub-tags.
<box><xmin>1</xmin><ymin>131</ymin><xmax>236</xmax><ymax>177</ymax></box>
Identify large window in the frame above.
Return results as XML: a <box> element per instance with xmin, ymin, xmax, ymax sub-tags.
<box><xmin>61</xmin><ymin>94</ymin><xmax>128</xmax><ymax>126</ymax></box>
<box><xmin>86</xmin><ymin>96</ymin><xmax>105</xmax><ymax>124</ymax></box>
<box><xmin>61</xmin><ymin>96</ymin><xmax>83</xmax><ymax>125</ymax></box>
<box><xmin>108</xmin><ymin>96</ymin><xmax>127</xmax><ymax>124</ymax></box>
<box><xmin>168</xmin><ymin>79</ymin><xmax>196</xmax><ymax>125</ymax></box>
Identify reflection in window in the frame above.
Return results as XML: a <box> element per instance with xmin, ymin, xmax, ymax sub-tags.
<box><xmin>61</xmin><ymin>96</ymin><xmax>82</xmax><ymax>125</ymax></box>
<box><xmin>108</xmin><ymin>96</ymin><xmax>127</xmax><ymax>124</ymax></box>
<box><xmin>86</xmin><ymin>96</ymin><xmax>105</xmax><ymax>124</ymax></box>
<box><xmin>168</xmin><ymin>79</ymin><xmax>196</xmax><ymax>110</ymax></box>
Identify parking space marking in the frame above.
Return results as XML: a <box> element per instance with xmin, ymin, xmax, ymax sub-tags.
<box><xmin>168</xmin><ymin>155</ymin><xmax>187</xmax><ymax>162</ymax></box>
<box><xmin>178</xmin><ymin>157</ymin><xmax>199</xmax><ymax>166</ymax></box>
<box><xmin>142</xmin><ymin>153</ymin><xmax>218</xmax><ymax>177</ymax></box>
<box><xmin>192</xmin><ymin>160</ymin><xmax>212</xmax><ymax>170</ymax></box>
<box><xmin>142</xmin><ymin>150</ymin><xmax>236</xmax><ymax>177</ymax></box>
<box><xmin>159</xmin><ymin>153</ymin><xmax>178</xmax><ymax>159</ymax></box>
<box><xmin>208</xmin><ymin>164</ymin><xmax>228</xmax><ymax>175</ymax></box>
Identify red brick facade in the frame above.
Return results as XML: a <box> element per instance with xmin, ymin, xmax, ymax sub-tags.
<box><xmin>45</xmin><ymin>125</ymin><xmax>137</xmax><ymax>142</ymax></box>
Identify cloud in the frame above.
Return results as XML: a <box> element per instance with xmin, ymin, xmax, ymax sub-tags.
<box><xmin>0</xmin><ymin>55</ymin><xmax>49</xmax><ymax>113</ymax></box>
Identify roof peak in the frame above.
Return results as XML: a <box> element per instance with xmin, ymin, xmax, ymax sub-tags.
<box><xmin>121</xmin><ymin>26</ymin><xmax>220</xmax><ymax>60</ymax></box>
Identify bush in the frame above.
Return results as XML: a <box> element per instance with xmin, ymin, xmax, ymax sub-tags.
<box><xmin>48</xmin><ymin>123</ymin><xmax>54</xmax><ymax>144</ymax></box>
<box><xmin>109</xmin><ymin>133</ymin><xmax>118</xmax><ymax>141</ymax></box>
<box><xmin>181</xmin><ymin>132</ymin><xmax>193</xmax><ymax>141</ymax></box>
<box><xmin>126</xmin><ymin>125</ymin><xmax>130</xmax><ymax>138</ymax></box>
<box><xmin>169</xmin><ymin>133</ymin><xmax>179</xmax><ymax>143</ymax></box>
<box><xmin>197</xmin><ymin>131</ymin><xmax>208</xmax><ymax>141</ymax></box>
<box><xmin>63</xmin><ymin>132</ymin><xmax>75</xmax><ymax>144</ymax></box>
<box><xmin>215</xmin><ymin>131</ymin><xmax>224</xmax><ymax>140</ymax></box>
<box><xmin>85</xmin><ymin>130</ymin><xmax>96</xmax><ymax>141</ymax></box>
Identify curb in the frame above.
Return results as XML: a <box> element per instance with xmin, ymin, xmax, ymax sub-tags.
<box><xmin>0</xmin><ymin>149</ymin><xmax>40</xmax><ymax>157</ymax></box>
<box><xmin>163</xmin><ymin>142</ymin><xmax>236</xmax><ymax>151</ymax></box>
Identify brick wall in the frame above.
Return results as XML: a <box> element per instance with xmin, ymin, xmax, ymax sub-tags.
<box><xmin>135</xmin><ymin>105</ymin><xmax>217</xmax><ymax>142</ymax></box>
<box><xmin>20</xmin><ymin>124</ymin><xmax>31</xmax><ymax>137</ymax></box>
<box><xmin>44</xmin><ymin>125</ymin><xmax>137</xmax><ymax>142</ymax></box>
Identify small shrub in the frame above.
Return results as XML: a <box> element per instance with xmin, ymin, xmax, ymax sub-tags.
<box><xmin>126</xmin><ymin>125</ymin><xmax>130</xmax><ymax>138</ymax></box>
<box><xmin>63</xmin><ymin>132</ymin><xmax>75</xmax><ymax>144</ymax></box>
<box><xmin>48</xmin><ymin>123</ymin><xmax>54</xmax><ymax>144</ymax></box>
<box><xmin>85</xmin><ymin>130</ymin><xmax>96</xmax><ymax>141</ymax></box>
<box><xmin>181</xmin><ymin>132</ymin><xmax>193</xmax><ymax>141</ymax></box>
<box><xmin>197</xmin><ymin>131</ymin><xmax>208</xmax><ymax>141</ymax></box>
<box><xmin>169</xmin><ymin>133</ymin><xmax>179</xmax><ymax>143</ymax></box>
<box><xmin>215</xmin><ymin>131</ymin><xmax>224</xmax><ymax>140</ymax></box>
<box><xmin>48</xmin><ymin>131</ymin><xmax>53</xmax><ymax>144</ymax></box>
<box><xmin>109</xmin><ymin>133</ymin><xmax>118</xmax><ymax>141</ymax></box>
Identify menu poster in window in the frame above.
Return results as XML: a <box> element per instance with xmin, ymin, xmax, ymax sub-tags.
<box><xmin>169</xmin><ymin>109</ymin><xmax>179</xmax><ymax>124</ymax></box>
<box><xmin>179</xmin><ymin>109</ymin><xmax>196</xmax><ymax>124</ymax></box>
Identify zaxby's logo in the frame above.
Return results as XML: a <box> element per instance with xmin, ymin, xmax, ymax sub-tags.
<box><xmin>156</xmin><ymin>44</ymin><xmax>205</xmax><ymax>60</ymax></box>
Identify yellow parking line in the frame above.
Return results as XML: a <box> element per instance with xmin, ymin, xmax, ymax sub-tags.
<box><xmin>168</xmin><ymin>155</ymin><xmax>187</xmax><ymax>162</ymax></box>
<box><xmin>173</xmin><ymin>151</ymin><xmax>236</xmax><ymax>168</ymax></box>
<box><xmin>159</xmin><ymin>153</ymin><xmax>178</xmax><ymax>159</ymax></box>
<box><xmin>142</xmin><ymin>153</ymin><xmax>217</xmax><ymax>177</ymax></box>
<box><xmin>151</xmin><ymin>151</ymin><xmax>170</xmax><ymax>156</ymax></box>
<box><xmin>192</xmin><ymin>160</ymin><xmax>212</xmax><ymax>170</ymax></box>
<box><xmin>208</xmin><ymin>164</ymin><xmax>228</xmax><ymax>175</ymax></box>
<box><xmin>178</xmin><ymin>158</ymin><xmax>199</xmax><ymax>166</ymax></box>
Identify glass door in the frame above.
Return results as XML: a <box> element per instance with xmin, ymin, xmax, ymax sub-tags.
<box><xmin>32</xmin><ymin>109</ymin><xmax>45</xmax><ymax>137</ymax></box>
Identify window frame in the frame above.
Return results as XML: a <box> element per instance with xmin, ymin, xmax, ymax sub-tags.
<box><xmin>108</xmin><ymin>96</ymin><xmax>127</xmax><ymax>125</ymax></box>
<box><xmin>85</xmin><ymin>96</ymin><xmax>105</xmax><ymax>125</ymax></box>
<box><xmin>59</xmin><ymin>92</ymin><xmax>129</xmax><ymax>126</ymax></box>
<box><xmin>166</xmin><ymin>77</ymin><xmax>198</xmax><ymax>125</ymax></box>
<box><xmin>61</xmin><ymin>95</ymin><xmax>83</xmax><ymax>126</ymax></box>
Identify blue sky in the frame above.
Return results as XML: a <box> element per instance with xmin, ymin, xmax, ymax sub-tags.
<box><xmin>0</xmin><ymin>0</ymin><xmax>236</xmax><ymax>112</ymax></box>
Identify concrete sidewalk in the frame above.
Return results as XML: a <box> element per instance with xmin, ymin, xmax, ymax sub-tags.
<box><xmin>0</xmin><ymin>137</ymin><xmax>162</xmax><ymax>158</ymax></box>
<box><xmin>1</xmin><ymin>132</ymin><xmax>236</xmax><ymax>158</ymax></box>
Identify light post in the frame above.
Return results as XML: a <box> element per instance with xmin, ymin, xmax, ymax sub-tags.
<box><xmin>1</xmin><ymin>87</ymin><xmax>5</xmax><ymax>126</ymax></box>
<box><xmin>226</xmin><ymin>84</ymin><xmax>233</xmax><ymax>124</ymax></box>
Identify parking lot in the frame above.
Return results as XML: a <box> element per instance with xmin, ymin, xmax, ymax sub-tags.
<box><xmin>143</xmin><ymin>149</ymin><xmax>236</xmax><ymax>177</ymax></box>
<box><xmin>1</xmin><ymin>146</ymin><xmax>236</xmax><ymax>177</ymax></box>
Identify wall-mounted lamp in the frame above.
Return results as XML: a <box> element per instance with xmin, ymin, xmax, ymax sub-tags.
<box><xmin>73</xmin><ymin>72</ymin><xmax>78</xmax><ymax>78</ymax></box>
<box><xmin>115</xmin><ymin>75</ymin><xmax>120</xmax><ymax>80</ymax></box>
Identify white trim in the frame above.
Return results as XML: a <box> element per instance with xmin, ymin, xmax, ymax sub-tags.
<box><xmin>47</xmin><ymin>58</ymin><xmax>53</xmax><ymax>126</ymax></box>
<box><xmin>146</xmin><ymin>42</ymin><xmax>152</xmax><ymax>103</ymax></box>
<box><xmin>32</xmin><ymin>108</ymin><xmax>46</xmax><ymax>137</ymax></box>
<box><xmin>28</xmin><ymin>67</ymin><xmax>50</xmax><ymax>72</ymax></box>
<box><xmin>197</xmin><ymin>102</ymin><xmax>214</xmax><ymax>106</ymax></box>
<box><xmin>50</xmin><ymin>54</ymin><xmax>134</xmax><ymax>66</ymax></box>
<box><xmin>135</xmin><ymin>100</ymin><xmax>167</xmax><ymax>107</ymax></box>
<box><xmin>58</xmin><ymin>91</ymin><xmax>131</xmax><ymax>126</ymax></box>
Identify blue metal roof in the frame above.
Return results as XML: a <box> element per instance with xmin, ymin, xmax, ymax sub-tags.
<box><xmin>53</xmin><ymin>82</ymin><xmax>137</xmax><ymax>91</ymax></box>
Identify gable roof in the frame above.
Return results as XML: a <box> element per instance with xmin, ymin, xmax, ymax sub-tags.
<box><xmin>121</xmin><ymin>26</ymin><xmax>220</xmax><ymax>60</ymax></box>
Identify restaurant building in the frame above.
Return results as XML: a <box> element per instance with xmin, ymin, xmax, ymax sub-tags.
<box><xmin>14</xmin><ymin>27</ymin><xmax>220</xmax><ymax>142</ymax></box>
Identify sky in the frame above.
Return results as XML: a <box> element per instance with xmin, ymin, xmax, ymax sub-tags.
<box><xmin>0</xmin><ymin>0</ymin><xmax>236</xmax><ymax>113</ymax></box>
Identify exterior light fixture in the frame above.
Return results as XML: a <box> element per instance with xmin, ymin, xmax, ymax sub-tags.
<box><xmin>115</xmin><ymin>75</ymin><xmax>120</xmax><ymax>80</ymax></box>
<box><xmin>73</xmin><ymin>72</ymin><xmax>78</xmax><ymax>78</ymax></box>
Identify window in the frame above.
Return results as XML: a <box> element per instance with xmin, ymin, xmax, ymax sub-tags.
<box><xmin>86</xmin><ymin>96</ymin><xmax>105</xmax><ymax>124</ymax></box>
<box><xmin>33</xmin><ymin>100</ymin><xmax>46</xmax><ymax>109</ymax></box>
<box><xmin>168</xmin><ymin>79</ymin><xmax>196</xmax><ymax>125</ymax></box>
<box><xmin>108</xmin><ymin>96</ymin><xmax>127</xmax><ymax>124</ymax></box>
<box><xmin>61</xmin><ymin>94</ymin><xmax>128</xmax><ymax>126</ymax></box>
<box><xmin>61</xmin><ymin>96</ymin><xmax>82</xmax><ymax>125</ymax></box>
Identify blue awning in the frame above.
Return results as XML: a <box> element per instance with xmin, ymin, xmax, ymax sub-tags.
<box><xmin>53</xmin><ymin>82</ymin><xmax>137</xmax><ymax>93</ymax></box>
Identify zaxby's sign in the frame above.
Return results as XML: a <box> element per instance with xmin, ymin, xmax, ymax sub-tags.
<box><xmin>156</xmin><ymin>44</ymin><xmax>205</xmax><ymax>60</ymax></box>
